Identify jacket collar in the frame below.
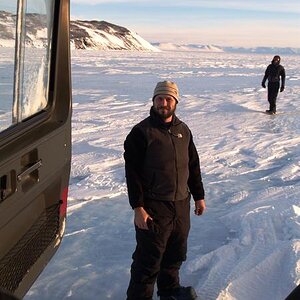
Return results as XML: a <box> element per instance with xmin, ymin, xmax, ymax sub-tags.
<box><xmin>149</xmin><ymin>106</ymin><xmax>181</xmax><ymax>128</ymax></box>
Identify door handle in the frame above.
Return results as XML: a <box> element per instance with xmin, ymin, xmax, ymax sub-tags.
<box><xmin>17</xmin><ymin>160</ymin><xmax>42</xmax><ymax>182</ymax></box>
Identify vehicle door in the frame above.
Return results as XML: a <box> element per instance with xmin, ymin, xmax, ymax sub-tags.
<box><xmin>0</xmin><ymin>0</ymin><xmax>71</xmax><ymax>298</ymax></box>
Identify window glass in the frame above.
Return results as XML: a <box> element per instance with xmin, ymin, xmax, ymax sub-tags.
<box><xmin>21</xmin><ymin>0</ymin><xmax>54</xmax><ymax>120</ymax></box>
<box><xmin>0</xmin><ymin>1</ymin><xmax>17</xmax><ymax>131</ymax></box>
<box><xmin>0</xmin><ymin>0</ymin><xmax>54</xmax><ymax>132</ymax></box>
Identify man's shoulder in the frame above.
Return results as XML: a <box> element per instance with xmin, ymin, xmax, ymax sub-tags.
<box><xmin>134</xmin><ymin>116</ymin><xmax>151</xmax><ymax>129</ymax></box>
<box><xmin>172</xmin><ymin>118</ymin><xmax>192</xmax><ymax>138</ymax></box>
<box><xmin>279</xmin><ymin>64</ymin><xmax>285</xmax><ymax>71</ymax></box>
<box><xmin>128</xmin><ymin>117</ymin><xmax>151</xmax><ymax>137</ymax></box>
<box><xmin>125</xmin><ymin>118</ymin><xmax>149</xmax><ymax>143</ymax></box>
<box><xmin>173</xmin><ymin>116</ymin><xmax>190</xmax><ymax>130</ymax></box>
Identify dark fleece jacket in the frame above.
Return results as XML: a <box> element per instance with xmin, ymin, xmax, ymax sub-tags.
<box><xmin>262</xmin><ymin>63</ymin><xmax>286</xmax><ymax>87</ymax></box>
<box><xmin>124</xmin><ymin>107</ymin><xmax>205</xmax><ymax>209</ymax></box>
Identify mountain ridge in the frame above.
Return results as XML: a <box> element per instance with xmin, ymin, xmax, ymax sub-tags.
<box><xmin>70</xmin><ymin>19</ymin><xmax>159</xmax><ymax>51</ymax></box>
<box><xmin>153</xmin><ymin>42</ymin><xmax>300</xmax><ymax>55</ymax></box>
<box><xmin>0</xmin><ymin>11</ymin><xmax>159</xmax><ymax>51</ymax></box>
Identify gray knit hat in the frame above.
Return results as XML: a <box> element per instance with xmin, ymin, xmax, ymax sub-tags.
<box><xmin>153</xmin><ymin>81</ymin><xmax>179</xmax><ymax>102</ymax></box>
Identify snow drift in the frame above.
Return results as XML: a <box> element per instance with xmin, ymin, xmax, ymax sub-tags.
<box><xmin>6</xmin><ymin>49</ymin><xmax>296</xmax><ymax>300</ymax></box>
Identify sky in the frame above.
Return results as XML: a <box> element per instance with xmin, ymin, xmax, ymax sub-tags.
<box><xmin>1</xmin><ymin>0</ymin><xmax>299</xmax><ymax>47</ymax></box>
<box><xmin>70</xmin><ymin>0</ymin><xmax>300</xmax><ymax>48</ymax></box>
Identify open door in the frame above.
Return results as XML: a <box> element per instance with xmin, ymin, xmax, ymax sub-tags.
<box><xmin>0</xmin><ymin>0</ymin><xmax>71</xmax><ymax>298</ymax></box>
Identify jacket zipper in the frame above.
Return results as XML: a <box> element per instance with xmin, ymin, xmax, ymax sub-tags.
<box><xmin>168</xmin><ymin>129</ymin><xmax>178</xmax><ymax>200</ymax></box>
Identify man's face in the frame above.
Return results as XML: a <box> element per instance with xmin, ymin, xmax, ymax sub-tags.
<box><xmin>153</xmin><ymin>94</ymin><xmax>177</xmax><ymax>120</ymax></box>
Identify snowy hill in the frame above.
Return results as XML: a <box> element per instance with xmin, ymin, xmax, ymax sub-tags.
<box><xmin>0</xmin><ymin>11</ymin><xmax>53</xmax><ymax>48</ymax></box>
<box><xmin>0</xmin><ymin>11</ymin><xmax>16</xmax><ymax>47</ymax></box>
<box><xmin>224</xmin><ymin>46</ymin><xmax>300</xmax><ymax>55</ymax></box>
<box><xmin>70</xmin><ymin>20</ymin><xmax>159</xmax><ymax>51</ymax></box>
<box><xmin>0</xmin><ymin>11</ymin><xmax>159</xmax><ymax>51</ymax></box>
<box><xmin>154</xmin><ymin>42</ymin><xmax>300</xmax><ymax>55</ymax></box>
<box><xmin>155</xmin><ymin>43</ymin><xmax>224</xmax><ymax>52</ymax></box>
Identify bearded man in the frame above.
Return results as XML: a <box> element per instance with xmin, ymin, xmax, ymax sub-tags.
<box><xmin>124</xmin><ymin>81</ymin><xmax>206</xmax><ymax>300</ymax></box>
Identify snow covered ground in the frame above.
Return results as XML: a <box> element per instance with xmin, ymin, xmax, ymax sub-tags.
<box><xmin>23</xmin><ymin>50</ymin><xmax>300</xmax><ymax>300</ymax></box>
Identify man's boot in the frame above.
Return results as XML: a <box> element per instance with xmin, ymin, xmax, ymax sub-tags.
<box><xmin>159</xmin><ymin>286</ymin><xmax>197</xmax><ymax>300</ymax></box>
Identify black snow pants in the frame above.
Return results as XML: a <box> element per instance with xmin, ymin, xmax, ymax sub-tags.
<box><xmin>267</xmin><ymin>82</ymin><xmax>280</xmax><ymax>112</ymax></box>
<box><xmin>126</xmin><ymin>198</ymin><xmax>191</xmax><ymax>300</ymax></box>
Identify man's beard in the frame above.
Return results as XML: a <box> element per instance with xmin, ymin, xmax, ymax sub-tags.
<box><xmin>154</xmin><ymin>105</ymin><xmax>176</xmax><ymax>119</ymax></box>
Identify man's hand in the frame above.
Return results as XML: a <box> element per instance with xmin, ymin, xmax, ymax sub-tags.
<box><xmin>261</xmin><ymin>82</ymin><xmax>266</xmax><ymax>88</ymax></box>
<box><xmin>194</xmin><ymin>199</ymin><xmax>206</xmax><ymax>216</ymax></box>
<box><xmin>134</xmin><ymin>207</ymin><xmax>152</xmax><ymax>229</ymax></box>
<box><xmin>280</xmin><ymin>85</ymin><xmax>285</xmax><ymax>92</ymax></box>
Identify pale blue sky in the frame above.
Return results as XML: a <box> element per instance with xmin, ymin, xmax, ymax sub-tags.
<box><xmin>70</xmin><ymin>0</ymin><xmax>300</xmax><ymax>47</ymax></box>
<box><xmin>1</xmin><ymin>0</ymin><xmax>299</xmax><ymax>47</ymax></box>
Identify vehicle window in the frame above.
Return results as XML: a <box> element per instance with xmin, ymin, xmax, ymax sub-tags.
<box><xmin>0</xmin><ymin>1</ymin><xmax>17</xmax><ymax>131</ymax></box>
<box><xmin>0</xmin><ymin>0</ymin><xmax>54</xmax><ymax>132</ymax></box>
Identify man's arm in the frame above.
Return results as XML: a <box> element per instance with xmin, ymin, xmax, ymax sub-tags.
<box><xmin>187</xmin><ymin>132</ymin><xmax>205</xmax><ymax>208</ymax></box>
<box><xmin>124</xmin><ymin>127</ymin><xmax>146</xmax><ymax>209</ymax></box>
<box><xmin>261</xmin><ymin>66</ymin><xmax>270</xmax><ymax>88</ymax></box>
<box><xmin>280</xmin><ymin>66</ymin><xmax>286</xmax><ymax>92</ymax></box>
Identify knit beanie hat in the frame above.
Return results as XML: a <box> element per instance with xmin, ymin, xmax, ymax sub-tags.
<box><xmin>153</xmin><ymin>81</ymin><xmax>179</xmax><ymax>102</ymax></box>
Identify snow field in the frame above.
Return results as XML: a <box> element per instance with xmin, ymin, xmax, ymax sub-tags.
<box><xmin>22</xmin><ymin>50</ymin><xmax>300</xmax><ymax>300</ymax></box>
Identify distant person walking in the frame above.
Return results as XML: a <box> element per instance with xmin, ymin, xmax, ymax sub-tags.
<box><xmin>261</xmin><ymin>55</ymin><xmax>286</xmax><ymax>114</ymax></box>
<box><xmin>124</xmin><ymin>81</ymin><xmax>206</xmax><ymax>300</ymax></box>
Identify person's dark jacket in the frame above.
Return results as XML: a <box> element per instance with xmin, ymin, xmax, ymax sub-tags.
<box><xmin>124</xmin><ymin>107</ymin><xmax>205</xmax><ymax>209</ymax></box>
<box><xmin>262</xmin><ymin>63</ymin><xmax>286</xmax><ymax>88</ymax></box>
